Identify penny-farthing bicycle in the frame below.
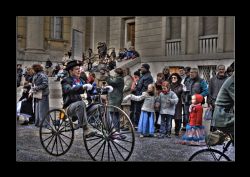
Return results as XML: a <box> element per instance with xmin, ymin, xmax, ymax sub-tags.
<box><xmin>39</xmin><ymin>86</ymin><xmax>135</xmax><ymax>161</ymax></box>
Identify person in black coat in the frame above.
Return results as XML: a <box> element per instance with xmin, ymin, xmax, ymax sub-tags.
<box><xmin>134</xmin><ymin>64</ymin><xmax>154</xmax><ymax>128</ymax></box>
<box><xmin>17</xmin><ymin>64</ymin><xmax>23</xmax><ymax>87</ymax></box>
<box><xmin>18</xmin><ymin>82</ymin><xmax>34</xmax><ymax>125</ymax></box>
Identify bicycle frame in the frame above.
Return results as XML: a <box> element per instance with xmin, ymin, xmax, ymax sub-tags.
<box><xmin>189</xmin><ymin>132</ymin><xmax>234</xmax><ymax>161</ymax></box>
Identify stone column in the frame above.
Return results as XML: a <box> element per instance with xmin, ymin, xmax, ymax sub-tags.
<box><xmin>165</xmin><ymin>16</ymin><xmax>171</xmax><ymax>40</ymax></box>
<box><xmin>186</xmin><ymin>16</ymin><xmax>199</xmax><ymax>55</ymax></box>
<box><xmin>16</xmin><ymin>17</ymin><xmax>18</xmax><ymax>59</ymax></box>
<box><xmin>71</xmin><ymin>16</ymin><xmax>86</xmax><ymax>51</ymax></box>
<box><xmin>161</xmin><ymin>16</ymin><xmax>167</xmax><ymax>56</ymax></box>
<box><xmin>26</xmin><ymin>16</ymin><xmax>44</xmax><ymax>51</ymax></box>
<box><xmin>224</xmin><ymin>16</ymin><xmax>234</xmax><ymax>52</ymax></box>
<box><xmin>92</xmin><ymin>16</ymin><xmax>108</xmax><ymax>52</ymax></box>
<box><xmin>181</xmin><ymin>16</ymin><xmax>187</xmax><ymax>55</ymax></box>
<box><xmin>217</xmin><ymin>16</ymin><xmax>225</xmax><ymax>53</ymax></box>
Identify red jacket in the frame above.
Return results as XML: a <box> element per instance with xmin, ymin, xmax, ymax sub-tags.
<box><xmin>189</xmin><ymin>104</ymin><xmax>203</xmax><ymax>126</ymax></box>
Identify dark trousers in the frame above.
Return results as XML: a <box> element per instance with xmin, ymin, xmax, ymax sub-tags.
<box><xmin>159</xmin><ymin>114</ymin><xmax>173</xmax><ymax>135</ymax></box>
<box><xmin>174</xmin><ymin>119</ymin><xmax>182</xmax><ymax>133</ymax></box>
<box><xmin>155</xmin><ymin>112</ymin><xmax>160</xmax><ymax>130</ymax></box>
<box><xmin>183</xmin><ymin>103</ymin><xmax>190</xmax><ymax>127</ymax></box>
<box><xmin>110</xmin><ymin>112</ymin><xmax>120</xmax><ymax>132</ymax></box>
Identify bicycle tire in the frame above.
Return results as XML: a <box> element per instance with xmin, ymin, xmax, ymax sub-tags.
<box><xmin>188</xmin><ymin>148</ymin><xmax>231</xmax><ymax>161</ymax></box>
<box><xmin>40</xmin><ymin>109</ymin><xmax>74</xmax><ymax>156</ymax></box>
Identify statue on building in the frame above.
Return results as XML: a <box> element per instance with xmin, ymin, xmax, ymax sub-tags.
<box><xmin>97</xmin><ymin>42</ymin><xmax>107</xmax><ymax>64</ymax></box>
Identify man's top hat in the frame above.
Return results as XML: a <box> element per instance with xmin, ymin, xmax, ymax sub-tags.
<box><xmin>64</xmin><ymin>60</ymin><xmax>82</xmax><ymax>71</ymax></box>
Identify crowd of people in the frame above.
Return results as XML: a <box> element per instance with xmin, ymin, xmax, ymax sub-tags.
<box><xmin>17</xmin><ymin>44</ymin><xmax>234</xmax><ymax>146</ymax></box>
<box><xmin>17</xmin><ymin>63</ymin><xmax>50</xmax><ymax>127</ymax></box>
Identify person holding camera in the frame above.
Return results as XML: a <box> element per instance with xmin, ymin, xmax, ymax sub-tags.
<box><xmin>99</xmin><ymin>67</ymin><xmax>125</xmax><ymax>139</ymax></box>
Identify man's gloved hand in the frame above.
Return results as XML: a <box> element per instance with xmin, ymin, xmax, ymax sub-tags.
<box><xmin>104</xmin><ymin>85</ymin><xmax>113</xmax><ymax>93</ymax></box>
<box><xmin>82</xmin><ymin>84</ymin><xmax>93</xmax><ymax>91</ymax></box>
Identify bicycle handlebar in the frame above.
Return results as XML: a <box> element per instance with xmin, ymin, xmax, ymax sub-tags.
<box><xmin>91</xmin><ymin>85</ymin><xmax>113</xmax><ymax>95</ymax></box>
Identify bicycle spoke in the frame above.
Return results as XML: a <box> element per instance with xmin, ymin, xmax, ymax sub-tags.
<box><xmin>44</xmin><ymin>119</ymin><xmax>54</xmax><ymax>130</ymax></box>
<box><xmin>56</xmin><ymin>118</ymin><xmax>64</xmax><ymax>131</ymax></box>
<box><xmin>108</xmin><ymin>141</ymin><xmax>116</xmax><ymax>161</ymax></box>
<box><xmin>45</xmin><ymin>134</ymin><xmax>55</xmax><ymax>149</ymax></box>
<box><xmin>115</xmin><ymin>138</ymin><xmax>133</xmax><ymax>144</ymax></box>
<box><xmin>100</xmin><ymin>141</ymin><xmax>106</xmax><ymax>161</ymax></box>
<box><xmin>107</xmin><ymin>140</ymin><xmax>110</xmax><ymax>161</ymax></box>
<box><xmin>110</xmin><ymin>139</ymin><xmax>125</xmax><ymax>160</ymax></box>
<box><xmin>88</xmin><ymin>121</ymin><xmax>102</xmax><ymax>133</ymax></box>
<box><xmin>58</xmin><ymin>122</ymin><xmax>72</xmax><ymax>132</ymax></box>
<box><xmin>55</xmin><ymin>136</ymin><xmax>59</xmax><ymax>155</ymax></box>
<box><xmin>93</xmin><ymin>140</ymin><xmax>105</xmax><ymax>159</ymax></box>
<box><xmin>58</xmin><ymin>134</ymin><xmax>69</xmax><ymax>147</ymax></box>
<box><xmin>41</xmin><ymin>132</ymin><xmax>53</xmax><ymax>134</ymax></box>
<box><xmin>108</xmin><ymin>129</ymin><xmax>119</xmax><ymax>137</ymax></box>
<box><xmin>50</xmin><ymin>135</ymin><xmax>57</xmax><ymax>154</ymax></box>
<box><xmin>59</xmin><ymin>132</ymin><xmax>72</xmax><ymax>140</ymax></box>
<box><xmin>110</xmin><ymin>138</ymin><xmax>130</xmax><ymax>153</ymax></box>
<box><xmin>42</xmin><ymin>133</ymin><xmax>54</xmax><ymax>143</ymax></box>
<box><xmin>88</xmin><ymin>114</ymin><xmax>103</xmax><ymax>132</ymax></box>
<box><xmin>86</xmin><ymin>136</ymin><xmax>103</xmax><ymax>142</ymax></box>
<box><xmin>88</xmin><ymin>139</ymin><xmax>104</xmax><ymax>151</ymax></box>
<box><xmin>119</xmin><ymin>131</ymin><xmax>133</xmax><ymax>135</ymax></box>
<box><xmin>57</xmin><ymin>134</ymin><xmax>64</xmax><ymax>152</ymax></box>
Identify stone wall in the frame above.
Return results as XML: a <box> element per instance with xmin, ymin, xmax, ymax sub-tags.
<box><xmin>109</xmin><ymin>16</ymin><xmax>123</xmax><ymax>53</ymax></box>
<box><xmin>16</xmin><ymin>16</ymin><xmax>235</xmax><ymax>73</ymax></box>
<box><xmin>135</xmin><ymin>16</ymin><xmax>163</xmax><ymax>57</ymax></box>
<box><xmin>224</xmin><ymin>16</ymin><xmax>235</xmax><ymax>52</ymax></box>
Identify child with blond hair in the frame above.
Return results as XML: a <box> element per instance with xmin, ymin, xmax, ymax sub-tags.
<box><xmin>123</xmin><ymin>84</ymin><xmax>156</xmax><ymax>137</ymax></box>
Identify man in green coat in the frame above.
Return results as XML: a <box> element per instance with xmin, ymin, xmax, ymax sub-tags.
<box><xmin>213</xmin><ymin>62</ymin><xmax>234</xmax><ymax>136</ymax></box>
<box><xmin>100</xmin><ymin>68</ymin><xmax>125</xmax><ymax>138</ymax></box>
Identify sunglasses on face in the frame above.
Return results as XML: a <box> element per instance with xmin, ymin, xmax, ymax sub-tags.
<box><xmin>73</xmin><ymin>67</ymin><xmax>80</xmax><ymax>70</ymax></box>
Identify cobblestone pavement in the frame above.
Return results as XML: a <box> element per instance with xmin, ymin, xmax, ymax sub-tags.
<box><xmin>16</xmin><ymin>117</ymin><xmax>235</xmax><ymax>161</ymax></box>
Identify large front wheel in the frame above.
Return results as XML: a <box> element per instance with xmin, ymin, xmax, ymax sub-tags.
<box><xmin>84</xmin><ymin>105</ymin><xmax>135</xmax><ymax>161</ymax></box>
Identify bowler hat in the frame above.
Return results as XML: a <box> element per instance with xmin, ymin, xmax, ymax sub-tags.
<box><xmin>65</xmin><ymin>60</ymin><xmax>82</xmax><ymax>71</ymax></box>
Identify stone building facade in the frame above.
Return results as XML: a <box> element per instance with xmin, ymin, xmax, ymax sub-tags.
<box><xmin>16</xmin><ymin>16</ymin><xmax>234</xmax><ymax>81</ymax></box>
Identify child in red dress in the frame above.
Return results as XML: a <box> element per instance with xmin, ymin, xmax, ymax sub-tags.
<box><xmin>181</xmin><ymin>94</ymin><xmax>206</xmax><ymax>146</ymax></box>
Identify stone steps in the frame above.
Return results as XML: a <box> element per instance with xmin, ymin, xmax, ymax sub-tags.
<box><xmin>48</xmin><ymin>77</ymin><xmax>63</xmax><ymax>109</ymax></box>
